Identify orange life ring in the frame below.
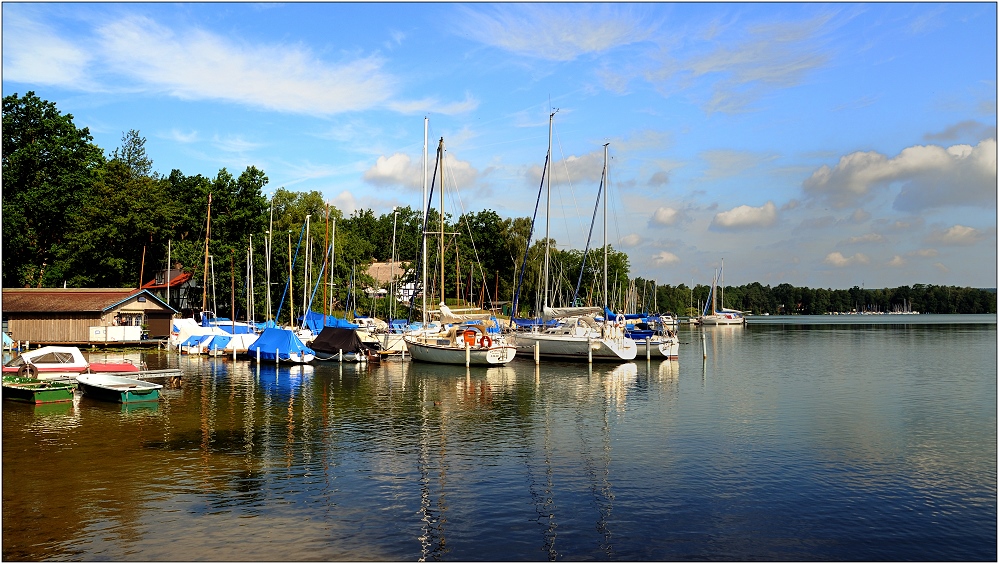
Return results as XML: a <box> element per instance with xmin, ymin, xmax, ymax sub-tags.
<box><xmin>479</xmin><ymin>335</ymin><xmax>493</xmax><ymax>348</ymax></box>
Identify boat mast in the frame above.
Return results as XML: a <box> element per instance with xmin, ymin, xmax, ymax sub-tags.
<box><xmin>202</xmin><ymin>193</ymin><xmax>212</xmax><ymax>313</ymax></box>
<box><xmin>602</xmin><ymin>143</ymin><xmax>609</xmax><ymax>311</ymax></box>
<box><xmin>266</xmin><ymin>195</ymin><xmax>274</xmax><ymax>322</ymax></box>
<box><xmin>438</xmin><ymin>137</ymin><xmax>445</xmax><ymax>313</ymax></box>
<box><xmin>543</xmin><ymin>110</ymin><xmax>556</xmax><ymax>315</ymax></box>
<box><xmin>422</xmin><ymin>117</ymin><xmax>428</xmax><ymax>324</ymax></box>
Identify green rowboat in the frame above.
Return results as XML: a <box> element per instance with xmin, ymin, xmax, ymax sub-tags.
<box><xmin>2</xmin><ymin>375</ymin><xmax>76</xmax><ymax>404</ymax></box>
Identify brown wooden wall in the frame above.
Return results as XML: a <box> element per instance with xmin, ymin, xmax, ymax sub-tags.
<box><xmin>6</xmin><ymin>313</ymin><xmax>102</xmax><ymax>344</ymax></box>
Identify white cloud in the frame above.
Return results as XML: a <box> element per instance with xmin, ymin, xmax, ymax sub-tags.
<box><xmin>363</xmin><ymin>153</ymin><xmax>423</xmax><ymax>190</ymax></box>
<box><xmin>648</xmin><ymin>15</ymin><xmax>833</xmax><ymax>114</ymax></box>
<box><xmin>331</xmin><ymin>190</ymin><xmax>359</xmax><ymax>216</ymax></box>
<box><xmin>18</xmin><ymin>13</ymin><xmax>402</xmax><ymax>115</ymax></box>
<box><xmin>823</xmin><ymin>252</ymin><xmax>870</xmax><ymax>267</ymax></box>
<box><xmin>887</xmin><ymin>255</ymin><xmax>905</xmax><ymax>267</ymax></box>
<box><xmin>926</xmin><ymin>225</ymin><xmax>986</xmax><ymax>246</ymax></box>
<box><xmin>166</xmin><ymin>129</ymin><xmax>199</xmax><ymax>143</ymax></box>
<box><xmin>652</xmin><ymin>251</ymin><xmax>680</xmax><ymax>265</ymax></box>
<box><xmin>387</xmin><ymin>92</ymin><xmax>479</xmax><ymax>116</ymax></box>
<box><xmin>212</xmin><ymin>134</ymin><xmax>262</xmax><ymax>154</ymax></box>
<box><xmin>2</xmin><ymin>11</ymin><xmax>93</xmax><ymax>87</ymax></box>
<box><xmin>908</xmin><ymin>248</ymin><xmax>939</xmax><ymax>258</ymax></box>
<box><xmin>456</xmin><ymin>4</ymin><xmax>655</xmax><ymax>62</ymax></box>
<box><xmin>649</xmin><ymin>206</ymin><xmax>681</xmax><ymax>227</ymax></box>
<box><xmin>803</xmin><ymin>139</ymin><xmax>997</xmax><ymax>211</ymax></box>
<box><xmin>710</xmin><ymin>201</ymin><xmax>777</xmax><ymax>231</ymax></box>
<box><xmin>844</xmin><ymin>233</ymin><xmax>886</xmax><ymax>245</ymax></box>
<box><xmin>619</xmin><ymin>234</ymin><xmax>643</xmax><ymax>248</ymax></box>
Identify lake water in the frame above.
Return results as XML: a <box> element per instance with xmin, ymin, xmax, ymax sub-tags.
<box><xmin>3</xmin><ymin>315</ymin><xmax>996</xmax><ymax>561</ymax></box>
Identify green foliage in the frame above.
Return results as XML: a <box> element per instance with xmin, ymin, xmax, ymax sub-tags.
<box><xmin>2</xmin><ymin>91</ymin><xmax>106</xmax><ymax>287</ymax></box>
<box><xmin>4</xmin><ymin>93</ymin><xmax>993</xmax><ymax>321</ymax></box>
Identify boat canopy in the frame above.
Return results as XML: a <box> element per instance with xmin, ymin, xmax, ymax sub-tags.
<box><xmin>246</xmin><ymin>327</ymin><xmax>315</xmax><ymax>362</ymax></box>
<box><xmin>299</xmin><ymin>310</ymin><xmax>358</xmax><ymax>333</ymax></box>
<box><xmin>180</xmin><ymin>334</ymin><xmax>213</xmax><ymax>348</ymax></box>
<box><xmin>309</xmin><ymin>327</ymin><xmax>371</xmax><ymax>355</ymax></box>
<box><xmin>204</xmin><ymin>335</ymin><xmax>232</xmax><ymax>351</ymax></box>
<box><xmin>543</xmin><ymin>306</ymin><xmax>602</xmax><ymax>320</ymax></box>
<box><xmin>438</xmin><ymin>303</ymin><xmax>492</xmax><ymax>324</ymax></box>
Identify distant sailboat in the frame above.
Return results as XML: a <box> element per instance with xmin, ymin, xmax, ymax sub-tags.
<box><xmin>698</xmin><ymin>260</ymin><xmax>746</xmax><ymax>326</ymax></box>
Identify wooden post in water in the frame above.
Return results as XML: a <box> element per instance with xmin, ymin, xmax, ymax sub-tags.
<box><xmin>702</xmin><ymin>332</ymin><xmax>707</xmax><ymax>360</ymax></box>
<box><xmin>465</xmin><ymin>341</ymin><xmax>470</xmax><ymax>367</ymax></box>
<box><xmin>534</xmin><ymin>341</ymin><xmax>540</xmax><ymax>365</ymax></box>
<box><xmin>646</xmin><ymin>336</ymin><xmax>651</xmax><ymax>361</ymax></box>
<box><xmin>587</xmin><ymin>338</ymin><xmax>592</xmax><ymax>363</ymax></box>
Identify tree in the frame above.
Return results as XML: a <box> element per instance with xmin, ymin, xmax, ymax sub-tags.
<box><xmin>2</xmin><ymin>92</ymin><xmax>105</xmax><ymax>287</ymax></box>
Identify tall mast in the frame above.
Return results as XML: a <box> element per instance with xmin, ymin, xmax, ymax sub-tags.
<box><xmin>603</xmin><ymin>143</ymin><xmax>609</xmax><ymax>310</ymax></box>
<box><xmin>202</xmin><ymin>193</ymin><xmax>212</xmax><ymax>312</ymax></box>
<box><xmin>266</xmin><ymin>195</ymin><xmax>274</xmax><ymax>321</ymax></box>
<box><xmin>422</xmin><ymin>117</ymin><xmax>428</xmax><ymax>323</ymax></box>
<box><xmin>438</xmin><ymin>137</ymin><xmax>445</xmax><ymax>311</ymax></box>
<box><xmin>543</xmin><ymin>110</ymin><xmax>556</xmax><ymax>313</ymax></box>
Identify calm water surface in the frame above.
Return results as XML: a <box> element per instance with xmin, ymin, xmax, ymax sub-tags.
<box><xmin>3</xmin><ymin>316</ymin><xmax>996</xmax><ymax>561</ymax></box>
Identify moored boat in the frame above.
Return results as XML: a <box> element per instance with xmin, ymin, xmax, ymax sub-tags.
<box><xmin>2</xmin><ymin>345</ymin><xmax>139</xmax><ymax>380</ymax></box>
<box><xmin>76</xmin><ymin>374</ymin><xmax>162</xmax><ymax>404</ymax></box>
<box><xmin>2</xmin><ymin>375</ymin><xmax>75</xmax><ymax>404</ymax></box>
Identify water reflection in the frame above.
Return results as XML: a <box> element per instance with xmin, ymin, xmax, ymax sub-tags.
<box><xmin>3</xmin><ymin>325</ymin><xmax>995</xmax><ymax>561</ymax></box>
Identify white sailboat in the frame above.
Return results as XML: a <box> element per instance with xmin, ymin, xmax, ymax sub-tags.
<box><xmin>403</xmin><ymin>125</ymin><xmax>517</xmax><ymax>366</ymax></box>
<box><xmin>698</xmin><ymin>260</ymin><xmax>746</xmax><ymax>326</ymax></box>
<box><xmin>513</xmin><ymin>116</ymin><xmax>637</xmax><ymax>362</ymax></box>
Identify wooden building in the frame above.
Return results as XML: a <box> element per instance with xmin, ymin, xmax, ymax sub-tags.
<box><xmin>2</xmin><ymin>288</ymin><xmax>177</xmax><ymax>345</ymax></box>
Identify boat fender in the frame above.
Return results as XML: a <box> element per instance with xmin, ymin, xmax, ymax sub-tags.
<box><xmin>479</xmin><ymin>335</ymin><xmax>493</xmax><ymax>348</ymax></box>
<box><xmin>615</xmin><ymin>314</ymin><xmax>626</xmax><ymax>328</ymax></box>
<box><xmin>17</xmin><ymin>363</ymin><xmax>38</xmax><ymax>379</ymax></box>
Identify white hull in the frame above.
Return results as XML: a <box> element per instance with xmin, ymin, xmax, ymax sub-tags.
<box><xmin>403</xmin><ymin>334</ymin><xmax>516</xmax><ymax>365</ymax></box>
<box><xmin>699</xmin><ymin>315</ymin><xmax>746</xmax><ymax>326</ymax></box>
<box><xmin>633</xmin><ymin>337</ymin><xmax>679</xmax><ymax>359</ymax></box>
<box><xmin>514</xmin><ymin>331</ymin><xmax>637</xmax><ymax>361</ymax></box>
<box><xmin>356</xmin><ymin>329</ymin><xmax>408</xmax><ymax>354</ymax></box>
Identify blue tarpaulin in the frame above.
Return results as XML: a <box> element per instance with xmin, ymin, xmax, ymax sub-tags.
<box><xmin>247</xmin><ymin>327</ymin><xmax>315</xmax><ymax>362</ymax></box>
<box><xmin>180</xmin><ymin>334</ymin><xmax>212</xmax><ymax>348</ymax></box>
<box><xmin>204</xmin><ymin>335</ymin><xmax>232</xmax><ymax>351</ymax></box>
<box><xmin>299</xmin><ymin>310</ymin><xmax>358</xmax><ymax>333</ymax></box>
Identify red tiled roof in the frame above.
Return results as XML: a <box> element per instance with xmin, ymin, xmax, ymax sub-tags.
<box><xmin>1</xmin><ymin>288</ymin><xmax>172</xmax><ymax>313</ymax></box>
<box><xmin>141</xmin><ymin>271</ymin><xmax>194</xmax><ymax>290</ymax></box>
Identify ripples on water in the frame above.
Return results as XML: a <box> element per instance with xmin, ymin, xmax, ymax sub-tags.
<box><xmin>2</xmin><ymin>320</ymin><xmax>995</xmax><ymax>561</ymax></box>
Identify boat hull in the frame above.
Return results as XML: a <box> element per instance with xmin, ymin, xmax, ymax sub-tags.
<box><xmin>403</xmin><ymin>335</ymin><xmax>516</xmax><ymax>365</ymax></box>
<box><xmin>514</xmin><ymin>332</ymin><xmax>638</xmax><ymax>361</ymax></box>
<box><xmin>76</xmin><ymin>374</ymin><xmax>162</xmax><ymax>404</ymax></box>
<box><xmin>2</xmin><ymin>376</ymin><xmax>75</xmax><ymax>404</ymax></box>
<box><xmin>699</xmin><ymin>315</ymin><xmax>746</xmax><ymax>326</ymax></box>
<box><xmin>633</xmin><ymin>337</ymin><xmax>679</xmax><ymax>360</ymax></box>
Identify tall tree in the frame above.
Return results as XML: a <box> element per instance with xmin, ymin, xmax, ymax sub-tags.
<box><xmin>2</xmin><ymin>92</ymin><xmax>105</xmax><ymax>287</ymax></box>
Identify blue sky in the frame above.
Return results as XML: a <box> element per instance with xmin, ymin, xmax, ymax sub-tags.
<box><xmin>3</xmin><ymin>2</ymin><xmax>996</xmax><ymax>289</ymax></box>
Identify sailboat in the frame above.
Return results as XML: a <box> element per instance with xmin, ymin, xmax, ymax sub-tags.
<box><xmin>698</xmin><ymin>260</ymin><xmax>746</xmax><ymax>326</ymax></box>
<box><xmin>513</xmin><ymin>116</ymin><xmax>637</xmax><ymax>362</ymax></box>
<box><xmin>402</xmin><ymin>127</ymin><xmax>517</xmax><ymax>366</ymax></box>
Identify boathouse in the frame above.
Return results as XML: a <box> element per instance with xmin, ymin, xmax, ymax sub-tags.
<box><xmin>1</xmin><ymin>288</ymin><xmax>177</xmax><ymax>345</ymax></box>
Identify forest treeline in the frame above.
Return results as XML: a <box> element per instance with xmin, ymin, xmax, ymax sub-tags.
<box><xmin>3</xmin><ymin>92</ymin><xmax>995</xmax><ymax>322</ymax></box>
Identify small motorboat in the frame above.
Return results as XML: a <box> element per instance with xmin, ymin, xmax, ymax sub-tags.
<box><xmin>2</xmin><ymin>375</ymin><xmax>75</xmax><ymax>404</ymax></box>
<box><xmin>3</xmin><ymin>346</ymin><xmax>139</xmax><ymax>380</ymax></box>
<box><xmin>76</xmin><ymin>374</ymin><xmax>162</xmax><ymax>404</ymax></box>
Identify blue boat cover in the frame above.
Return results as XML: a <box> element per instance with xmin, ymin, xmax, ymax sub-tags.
<box><xmin>299</xmin><ymin>310</ymin><xmax>358</xmax><ymax>333</ymax></box>
<box><xmin>180</xmin><ymin>334</ymin><xmax>213</xmax><ymax>347</ymax></box>
<box><xmin>604</xmin><ymin>307</ymin><xmax>647</xmax><ymax>321</ymax></box>
<box><xmin>511</xmin><ymin>317</ymin><xmax>559</xmax><ymax>329</ymax></box>
<box><xmin>204</xmin><ymin>335</ymin><xmax>232</xmax><ymax>351</ymax></box>
<box><xmin>247</xmin><ymin>327</ymin><xmax>315</xmax><ymax>362</ymax></box>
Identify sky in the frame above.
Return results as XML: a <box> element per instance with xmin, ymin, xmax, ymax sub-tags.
<box><xmin>3</xmin><ymin>2</ymin><xmax>996</xmax><ymax>290</ymax></box>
